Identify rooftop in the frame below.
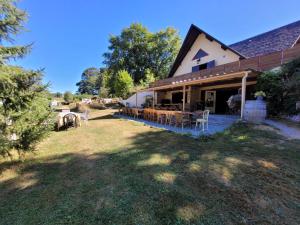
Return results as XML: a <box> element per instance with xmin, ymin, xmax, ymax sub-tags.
<box><xmin>230</xmin><ymin>20</ymin><xmax>300</xmax><ymax>58</ymax></box>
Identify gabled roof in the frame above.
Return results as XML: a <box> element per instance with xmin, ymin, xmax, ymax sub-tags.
<box><xmin>168</xmin><ymin>24</ymin><xmax>245</xmax><ymax>78</ymax></box>
<box><xmin>229</xmin><ymin>20</ymin><xmax>300</xmax><ymax>58</ymax></box>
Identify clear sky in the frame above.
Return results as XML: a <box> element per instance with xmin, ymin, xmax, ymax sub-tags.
<box><xmin>12</xmin><ymin>0</ymin><xmax>300</xmax><ymax>93</ymax></box>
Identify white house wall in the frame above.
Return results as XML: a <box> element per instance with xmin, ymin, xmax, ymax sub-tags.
<box><xmin>122</xmin><ymin>91</ymin><xmax>153</xmax><ymax>107</ymax></box>
<box><xmin>174</xmin><ymin>34</ymin><xmax>240</xmax><ymax>76</ymax></box>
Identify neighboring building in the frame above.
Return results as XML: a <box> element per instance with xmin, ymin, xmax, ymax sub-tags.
<box><xmin>145</xmin><ymin>20</ymin><xmax>300</xmax><ymax>117</ymax></box>
<box><xmin>50</xmin><ymin>100</ymin><xmax>59</xmax><ymax>107</ymax></box>
<box><xmin>122</xmin><ymin>91</ymin><xmax>153</xmax><ymax>108</ymax></box>
<box><xmin>82</xmin><ymin>98</ymin><xmax>92</xmax><ymax>104</ymax></box>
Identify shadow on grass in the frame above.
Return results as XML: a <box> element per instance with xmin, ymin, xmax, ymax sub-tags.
<box><xmin>0</xmin><ymin>123</ymin><xmax>299</xmax><ymax>225</ymax></box>
<box><xmin>88</xmin><ymin>114</ymin><xmax>118</xmax><ymax>121</ymax></box>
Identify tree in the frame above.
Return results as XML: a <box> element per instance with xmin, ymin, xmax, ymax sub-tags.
<box><xmin>0</xmin><ymin>0</ymin><xmax>30</xmax><ymax>64</ymax></box>
<box><xmin>63</xmin><ymin>91</ymin><xmax>74</xmax><ymax>103</ymax></box>
<box><xmin>76</xmin><ymin>67</ymin><xmax>101</xmax><ymax>95</ymax></box>
<box><xmin>103</xmin><ymin>23</ymin><xmax>181</xmax><ymax>84</ymax></box>
<box><xmin>256</xmin><ymin>57</ymin><xmax>300</xmax><ymax>116</ymax></box>
<box><xmin>54</xmin><ymin>92</ymin><xmax>62</xmax><ymax>98</ymax></box>
<box><xmin>114</xmin><ymin>70</ymin><xmax>133</xmax><ymax>98</ymax></box>
<box><xmin>139</xmin><ymin>69</ymin><xmax>155</xmax><ymax>87</ymax></box>
<box><xmin>0</xmin><ymin>0</ymin><xmax>53</xmax><ymax>158</ymax></box>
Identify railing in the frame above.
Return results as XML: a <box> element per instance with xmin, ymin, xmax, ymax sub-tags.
<box><xmin>150</xmin><ymin>44</ymin><xmax>300</xmax><ymax>88</ymax></box>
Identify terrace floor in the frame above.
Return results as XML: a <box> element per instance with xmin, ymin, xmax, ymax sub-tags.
<box><xmin>116</xmin><ymin>113</ymin><xmax>239</xmax><ymax>136</ymax></box>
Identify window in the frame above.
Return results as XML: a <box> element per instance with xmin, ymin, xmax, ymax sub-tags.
<box><xmin>172</xmin><ymin>92</ymin><xmax>188</xmax><ymax>104</ymax></box>
<box><xmin>192</xmin><ymin>49</ymin><xmax>208</xmax><ymax>60</ymax></box>
<box><xmin>192</xmin><ymin>60</ymin><xmax>215</xmax><ymax>73</ymax></box>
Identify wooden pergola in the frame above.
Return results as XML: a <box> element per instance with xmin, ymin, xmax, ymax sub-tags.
<box><xmin>139</xmin><ymin>70</ymin><xmax>259</xmax><ymax>119</ymax></box>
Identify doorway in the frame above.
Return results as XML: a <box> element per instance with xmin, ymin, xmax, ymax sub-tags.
<box><xmin>215</xmin><ymin>89</ymin><xmax>239</xmax><ymax>114</ymax></box>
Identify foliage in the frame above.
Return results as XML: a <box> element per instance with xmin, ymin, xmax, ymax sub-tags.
<box><xmin>0</xmin><ymin>0</ymin><xmax>53</xmax><ymax>158</ymax></box>
<box><xmin>53</xmin><ymin>92</ymin><xmax>62</xmax><ymax>98</ymax></box>
<box><xmin>256</xmin><ymin>57</ymin><xmax>300</xmax><ymax>115</ymax></box>
<box><xmin>0</xmin><ymin>66</ymin><xmax>54</xmax><ymax>158</ymax></box>
<box><xmin>76</xmin><ymin>67</ymin><xmax>102</xmax><ymax>95</ymax></box>
<box><xmin>63</xmin><ymin>91</ymin><xmax>74</xmax><ymax>103</ymax></box>
<box><xmin>113</xmin><ymin>70</ymin><xmax>133</xmax><ymax>98</ymax></box>
<box><xmin>139</xmin><ymin>69</ymin><xmax>156</xmax><ymax>87</ymax></box>
<box><xmin>74</xmin><ymin>93</ymin><xmax>92</xmax><ymax>101</ymax></box>
<box><xmin>103</xmin><ymin>23</ymin><xmax>181</xmax><ymax>85</ymax></box>
<box><xmin>254</xmin><ymin>91</ymin><xmax>266</xmax><ymax>98</ymax></box>
<box><xmin>98</xmin><ymin>68</ymin><xmax>111</xmax><ymax>98</ymax></box>
<box><xmin>0</xmin><ymin>0</ymin><xmax>30</xmax><ymax>64</ymax></box>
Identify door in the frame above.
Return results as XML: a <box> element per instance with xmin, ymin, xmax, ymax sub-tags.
<box><xmin>205</xmin><ymin>91</ymin><xmax>216</xmax><ymax>113</ymax></box>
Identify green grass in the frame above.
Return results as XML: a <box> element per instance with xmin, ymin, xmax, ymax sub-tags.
<box><xmin>0</xmin><ymin>110</ymin><xmax>299</xmax><ymax>225</ymax></box>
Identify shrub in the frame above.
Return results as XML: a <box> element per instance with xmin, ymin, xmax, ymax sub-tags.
<box><xmin>74</xmin><ymin>103</ymin><xmax>89</xmax><ymax>113</ymax></box>
<box><xmin>256</xmin><ymin>57</ymin><xmax>300</xmax><ymax>116</ymax></box>
<box><xmin>63</xmin><ymin>91</ymin><xmax>74</xmax><ymax>103</ymax></box>
<box><xmin>89</xmin><ymin>102</ymin><xmax>106</xmax><ymax>110</ymax></box>
<box><xmin>114</xmin><ymin>70</ymin><xmax>134</xmax><ymax>98</ymax></box>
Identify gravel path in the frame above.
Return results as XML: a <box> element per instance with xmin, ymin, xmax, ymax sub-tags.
<box><xmin>265</xmin><ymin>119</ymin><xmax>300</xmax><ymax>139</ymax></box>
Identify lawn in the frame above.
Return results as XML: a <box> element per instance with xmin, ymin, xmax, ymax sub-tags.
<box><xmin>0</xmin><ymin>110</ymin><xmax>299</xmax><ymax>225</ymax></box>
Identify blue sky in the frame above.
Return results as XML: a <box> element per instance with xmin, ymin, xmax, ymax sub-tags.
<box><xmin>12</xmin><ymin>0</ymin><xmax>300</xmax><ymax>93</ymax></box>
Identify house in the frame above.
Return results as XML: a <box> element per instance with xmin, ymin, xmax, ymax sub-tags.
<box><xmin>142</xmin><ymin>20</ymin><xmax>300</xmax><ymax>118</ymax></box>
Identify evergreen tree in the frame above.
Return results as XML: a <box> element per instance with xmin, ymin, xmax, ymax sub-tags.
<box><xmin>0</xmin><ymin>0</ymin><xmax>53</xmax><ymax>158</ymax></box>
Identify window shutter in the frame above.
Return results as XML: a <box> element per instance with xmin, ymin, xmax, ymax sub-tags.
<box><xmin>192</xmin><ymin>65</ymin><xmax>199</xmax><ymax>72</ymax></box>
<box><xmin>207</xmin><ymin>60</ymin><xmax>215</xmax><ymax>68</ymax></box>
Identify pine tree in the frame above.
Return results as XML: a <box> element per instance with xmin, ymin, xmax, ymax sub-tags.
<box><xmin>0</xmin><ymin>0</ymin><xmax>53</xmax><ymax>158</ymax></box>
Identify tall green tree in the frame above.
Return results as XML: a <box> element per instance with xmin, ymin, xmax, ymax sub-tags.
<box><xmin>114</xmin><ymin>70</ymin><xmax>133</xmax><ymax>98</ymax></box>
<box><xmin>0</xmin><ymin>0</ymin><xmax>53</xmax><ymax>158</ymax></box>
<box><xmin>76</xmin><ymin>67</ymin><xmax>102</xmax><ymax>95</ymax></box>
<box><xmin>103</xmin><ymin>23</ymin><xmax>181</xmax><ymax>85</ymax></box>
<box><xmin>0</xmin><ymin>0</ymin><xmax>30</xmax><ymax>64</ymax></box>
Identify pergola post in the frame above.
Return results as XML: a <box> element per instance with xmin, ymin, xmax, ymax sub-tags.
<box><xmin>182</xmin><ymin>85</ymin><xmax>186</xmax><ymax>112</ymax></box>
<box><xmin>152</xmin><ymin>90</ymin><xmax>155</xmax><ymax>109</ymax></box>
<box><xmin>135</xmin><ymin>90</ymin><xmax>138</xmax><ymax>108</ymax></box>
<box><xmin>241</xmin><ymin>72</ymin><xmax>249</xmax><ymax>119</ymax></box>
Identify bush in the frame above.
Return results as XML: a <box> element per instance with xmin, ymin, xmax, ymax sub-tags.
<box><xmin>89</xmin><ymin>102</ymin><xmax>106</xmax><ymax>110</ymax></box>
<box><xmin>74</xmin><ymin>93</ymin><xmax>93</xmax><ymax>101</ymax></box>
<box><xmin>256</xmin><ymin>57</ymin><xmax>300</xmax><ymax>116</ymax></box>
<box><xmin>74</xmin><ymin>103</ymin><xmax>89</xmax><ymax>113</ymax></box>
<box><xmin>63</xmin><ymin>91</ymin><xmax>74</xmax><ymax>103</ymax></box>
<box><xmin>114</xmin><ymin>70</ymin><xmax>133</xmax><ymax>98</ymax></box>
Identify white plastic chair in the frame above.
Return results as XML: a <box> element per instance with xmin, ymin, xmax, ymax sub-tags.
<box><xmin>195</xmin><ymin>110</ymin><xmax>210</xmax><ymax>131</ymax></box>
<box><xmin>80</xmin><ymin>110</ymin><xmax>89</xmax><ymax>124</ymax></box>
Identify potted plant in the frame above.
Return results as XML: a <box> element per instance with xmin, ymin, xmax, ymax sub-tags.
<box><xmin>254</xmin><ymin>91</ymin><xmax>266</xmax><ymax>101</ymax></box>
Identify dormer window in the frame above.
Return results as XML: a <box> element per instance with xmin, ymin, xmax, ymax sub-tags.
<box><xmin>192</xmin><ymin>60</ymin><xmax>215</xmax><ymax>72</ymax></box>
<box><xmin>192</xmin><ymin>49</ymin><xmax>208</xmax><ymax>60</ymax></box>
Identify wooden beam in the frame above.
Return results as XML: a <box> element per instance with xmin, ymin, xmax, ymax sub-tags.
<box><xmin>152</xmin><ymin>90</ymin><xmax>155</xmax><ymax>109</ymax></box>
<box><xmin>241</xmin><ymin>72</ymin><xmax>249</xmax><ymax>119</ymax></box>
<box><xmin>182</xmin><ymin>85</ymin><xmax>186</xmax><ymax>112</ymax></box>
<box><xmin>135</xmin><ymin>91</ymin><xmax>138</xmax><ymax>107</ymax></box>
<box><xmin>200</xmin><ymin>81</ymin><xmax>256</xmax><ymax>91</ymax></box>
<box><xmin>151</xmin><ymin>71</ymin><xmax>253</xmax><ymax>91</ymax></box>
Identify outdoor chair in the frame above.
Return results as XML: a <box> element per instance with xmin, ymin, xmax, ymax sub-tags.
<box><xmin>157</xmin><ymin>112</ymin><xmax>167</xmax><ymax>124</ymax></box>
<box><xmin>132</xmin><ymin>108</ymin><xmax>142</xmax><ymax>119</ymax></box>
<box><xmin>80</xmin><ymin>110</ymin><xmax>89</xmax><ymax>124</ymax></box>
<box><xmin>195</xmin><ymin>110</ymin><xmax>210</xmax><ymax>132</ymax></box>
<box><xmin>63</xmin><ymin>113</ymin><xmax>77</xmax><ymax>130</ymax></box>
<box><xmin>175</xmin><ymin>112</ymin><xmax>191</xmax><ymax>129</ymax></box>
<box><xmin>166</xmin><ymin>112</ymin><xmax>176</xmax><ymax>126</ymax></box>
<box><xmin>191</xmin><ymin>110</ymin><xmax>203</xmax><ymax>126</ymax></box>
